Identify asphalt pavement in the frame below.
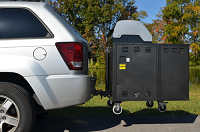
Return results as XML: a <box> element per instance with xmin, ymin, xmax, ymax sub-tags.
<box><xmin>32</xmin><ymin>115</ymin><xmax>200</xmax><ymax>132</ymax></box>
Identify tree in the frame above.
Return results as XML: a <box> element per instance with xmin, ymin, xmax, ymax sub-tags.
<box><xmin>53</xmin><ymin>0</ymin><xmax>147</xmax><ymax>47</ymax></box>
<box><xmin>145</xmin><ymin>0</ymin><xmax>199</xmax><ymax>65</ymax></box>
<box><xmin>185</xmin><ymin>0</ymin><xmax>200</xmax><ymax>65</ymax></box>
<box><xmin>49</xmin><ymin>0</ymin><xmax>147</xmax><ymax>67</ymax></box>
<box><xmin>144</xmin><ymin>17</ymin><xmax>166</xmax><ymax>43</ymax></box>
<box><xmin>161</xmin><ymin>0</ymin><xmax>200</xmax><ymax>44</ymax></box>
<box><xmin>162</xmin><ymin>0</ymin><xmax>187</xmax><ymax>44</ymax></box>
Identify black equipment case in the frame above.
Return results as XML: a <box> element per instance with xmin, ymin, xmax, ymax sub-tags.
<box><xmin>106</xmin><ymin>20</ymin><xmax>189</xmax><ymax>103</ymax></box>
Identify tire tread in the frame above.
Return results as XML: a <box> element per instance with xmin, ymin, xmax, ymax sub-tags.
<box><xmin>0</xmin><ymin>82</ymin><xmax>36</xmax><ymax>132</ymax></box>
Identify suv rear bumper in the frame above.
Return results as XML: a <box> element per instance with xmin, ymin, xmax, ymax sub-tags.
<box><xmin>25</xmin><ymin>75</ymin><xmax>96</xmax><ymax>110</ymax></box>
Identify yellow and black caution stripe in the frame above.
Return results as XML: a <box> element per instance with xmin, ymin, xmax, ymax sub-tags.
<box><xmin>119</xmin><ymin>64</ymin><xmax>126</xmax><ymax>70</ymax></box>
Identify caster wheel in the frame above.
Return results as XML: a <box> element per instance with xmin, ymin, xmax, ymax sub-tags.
<box><xmin>158</xmin><ymin>104</ymin><xmax>166</xmax><ymax>112</ymax></box>
<box><xmin>113</xmin><ymin>105</ymin><xmax>122</xmax><ymax>115</ymax></box>
<box><xmin>107</xmin><ymin>99</ymin><xmax>114</xmax><ymax>107</ymax></box>
<box><xmin>146</xmin><ymin>101</ymin><xmax>154</xmax><ymax>108</ymax></box>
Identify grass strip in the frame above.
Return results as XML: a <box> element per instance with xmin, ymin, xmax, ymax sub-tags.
<box><xmin>47</xmin><ymin>84</ymin><xmax>200</xmax><ymax>117</ymax></box>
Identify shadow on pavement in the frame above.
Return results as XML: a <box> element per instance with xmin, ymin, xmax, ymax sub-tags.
<box><xmin>32</xmin><ymin>107</ymin><xmax>198</xmax><ymax>132</ymax></box>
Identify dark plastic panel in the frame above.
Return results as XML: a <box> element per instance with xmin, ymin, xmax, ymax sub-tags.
<box><xmin>115</xmin><ymin>44</ymin><xmax>157</xmax><ymax>101</ymax></box>
<box><xmin>160</xmin><ymin>44</ymin><xmax>189</xmax><ymax>100</ymax></box>
<box><xmin>106</xmin><ymin>42</ymin><xmax>189</xmax><ymax>102</ymax></box>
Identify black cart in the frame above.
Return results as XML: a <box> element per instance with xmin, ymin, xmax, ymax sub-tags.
<box><xmin>94</xmin><ymin>20</ymin><xmax>189</xmax><ymax>114</ymax></box>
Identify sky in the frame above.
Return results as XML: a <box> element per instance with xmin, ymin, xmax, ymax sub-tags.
<box><xmin>51</xmin><ymin>0</ymin><xmax>166</xmax><ymax>24</ymax></box>
<box><xmin>135</xmin><ymin>0</ymin><xmax>166</xmax><ymax>23</ymax></box>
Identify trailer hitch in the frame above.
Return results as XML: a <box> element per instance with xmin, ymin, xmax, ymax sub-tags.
<box><xmin>93</xmin><ymin>89</ymin><xmax>112</xmax><ymax>99</ymax></box>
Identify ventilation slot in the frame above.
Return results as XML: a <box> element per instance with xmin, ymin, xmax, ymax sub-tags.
<box><xmin>122</xmin><ymin>47</ymin><xmax>128</xmax><ymax>52</ymax></box>
<box><xmin>134</xmin><ymin>47</ymin><xmax>140</xmax><ymax>52</ymax></box>
<box><xmin>122</xmin><ymin>91</ymin><xmax>128</xmax><ymax>97</ymax></box>
<box><xmin>164</xmin><ymin>48</ymin><xmax>169</xmax><ymax>53</ymax></box>
<box><xmin>180</xmin><ymin>48</ymin><xmax>185</xmax><ymax>53</ymax></box>
<box><xmin>145</xmin><ymin>47</ymin><xmax>151</xmax><ymax>53</ymax></box>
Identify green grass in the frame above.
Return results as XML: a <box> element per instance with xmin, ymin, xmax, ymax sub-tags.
<box><xmin>190</xmin><ymin>66</ymin><xmax>200</xmax><ymax>69</ymax></box>
<box><xmin>47</xmin><ymin>84</ymin><xmax>200</xmax><ymax>117</ymax></box>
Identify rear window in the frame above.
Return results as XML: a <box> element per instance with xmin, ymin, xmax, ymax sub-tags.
<box><xmin>0</xmin><ymin>8</ymin><xmax>51</xmax><ymax>39</ymax></box>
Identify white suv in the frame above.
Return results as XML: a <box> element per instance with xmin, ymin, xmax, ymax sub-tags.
<box><xmin>0</xmin><ymin>1</ymin><xmax>96</xmax><ymax>132</ymax></box>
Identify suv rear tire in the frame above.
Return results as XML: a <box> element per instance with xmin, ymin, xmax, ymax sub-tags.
<box><xmin>0</xmin><ymin>82</ymin><xmax>36</xmax><ymax>132</ymax></box>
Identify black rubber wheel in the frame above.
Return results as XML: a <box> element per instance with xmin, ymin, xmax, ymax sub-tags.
<box><xmin>0</xmin><ymin>82</ymin><xmax>36</xmax><ymax>132</ymax></box>
<box><xmin>158</xmin><ymin>104</ymin><xmax>166</xmax><ymax>112</ymax></box>
<box><xmin>107</xmin><ymin>99</ymin><xmax>114</xmax><ymax>107</ymax></box>
<box><xmin>146</xmin><ymin>101</ymin><xmax>154</xmax><ymax>108</ymax></box>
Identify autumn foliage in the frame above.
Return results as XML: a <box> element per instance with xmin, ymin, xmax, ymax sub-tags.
<box><xmin>50</xmin><ymin>0</ymin><xmax>199</xmax><ymax>66</ymax></box>
<box><xmin>48</xmin><ymin>0</ymin><xmax>147</xmax><ymax>68</ymax></box>
<box><xmin>145</xmin><ymin>0</ymin><xmax>200</xmax><ymax>65</ymax></box>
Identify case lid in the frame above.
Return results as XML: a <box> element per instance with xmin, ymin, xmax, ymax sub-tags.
<box><xmin>113</xmin><ymin>20</ymin><xmax>152</xmax><ymax>42</ymax></box>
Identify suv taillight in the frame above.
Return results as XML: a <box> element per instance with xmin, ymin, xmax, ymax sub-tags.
<box><xmin>56</xmin><ymin>42</ymin><xmax>83</xmax><ymax>70</ymax></box>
